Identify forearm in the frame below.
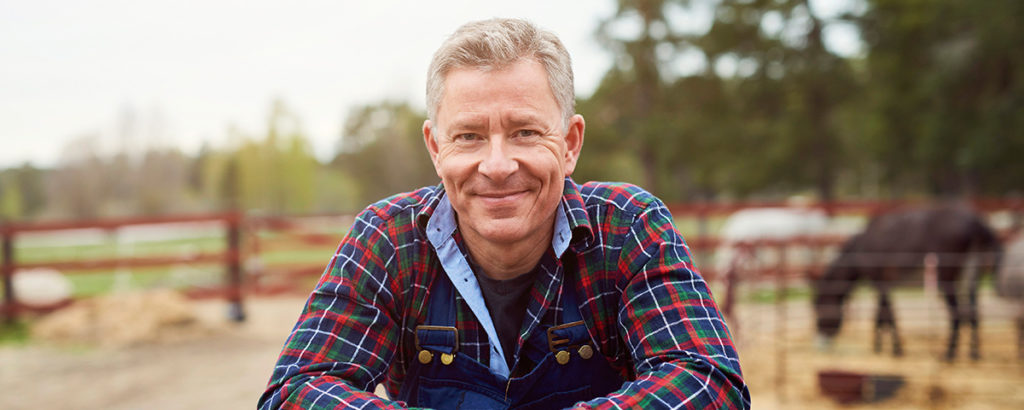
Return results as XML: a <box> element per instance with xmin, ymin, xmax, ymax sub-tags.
<box><xmin>258</xmin><ymin>298</ymin><xmax>405</xmax><ymax>409</ymax></box>
<box><xmin>576</xmin><ymin>356</ymin><xmax>747</xmax><ymax>409</ymax></box>
<box><xmin>261</xmin><ymin>265</ymin><xmax>404</xmax><ymax>408</ymax></box>
<box><xmin>260</xmin><ymin>372</ymin><xmax>404</xmax><ymax>409</ymax></box>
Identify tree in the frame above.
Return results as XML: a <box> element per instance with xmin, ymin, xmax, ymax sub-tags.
<box><xmin>48</xmin><ymin>135</ymin><xmax>108</xmax><ymax>219</ymax></box>
<box><xmin>858</xmin><ymin>0</ymin><xmax>1024</xmax><ymax>196</ymax></box>
<box><xmin>332</xmin><ymin>101</ymin><xmax>436</xmax><ymax>207</ymax></box>
<box><xmin>233</xmin><ymin>99</ymin><xmax>320</xmax><ymax>214</ymax></box>
<box><xmin>586</xmin><ymin>0</ymin><xmax>861</xmax><ymax>201</ymax></box>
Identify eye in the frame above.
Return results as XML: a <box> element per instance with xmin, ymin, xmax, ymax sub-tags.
<box><xmin>453</xmin><ymin>133</ymin><xmax>481</xmax><ymax>142</ymax></box>
<box><xmin>514</xmin><ymin>129</ymin><xmax>541</xmax><ymax>138</ymax></box>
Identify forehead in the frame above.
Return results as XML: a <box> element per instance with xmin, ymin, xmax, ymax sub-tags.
<box><xmin>437</xmin><ymin>59</ymin><xmax>559</xmax><ymax>125</ymax></box>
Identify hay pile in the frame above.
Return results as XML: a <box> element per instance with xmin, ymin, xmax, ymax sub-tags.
<box><xmin>32</xmin><ymin>289</ymin><xmax>209</xmax><ymax>347</ymax></box>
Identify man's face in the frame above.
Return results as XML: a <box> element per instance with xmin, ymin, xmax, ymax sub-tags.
<box><xmin>424</xmin><ymin>58</ymin><xmax>584</xmax><ymax>249</ymax></box>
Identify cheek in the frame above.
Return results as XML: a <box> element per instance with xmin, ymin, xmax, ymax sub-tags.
<box><xmin>436</xmin><ymin>156</ymin><xmax>481</xmax><ymax>189</ymax></box>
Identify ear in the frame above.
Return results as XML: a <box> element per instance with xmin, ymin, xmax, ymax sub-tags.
<box><xmin>423</xmin><ymin>120</ymin><xmax>443</xmax><ymax>178</ymax></box>
<box><xmin>562</xmin><ymin>114</ymin><xmax>585</xmax><ymax>176</ymax></box>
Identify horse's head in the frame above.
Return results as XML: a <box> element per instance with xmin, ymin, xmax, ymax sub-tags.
<box><xmin>813</xmin><ymin>234</ymin><xmax>863</xmax><ymax>346</ymax></box>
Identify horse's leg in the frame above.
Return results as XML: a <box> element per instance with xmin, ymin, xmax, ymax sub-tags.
<box><xmin>939</xmin><ymin>270</ymin><xmax>960</xmax><ymax>361</ymax></box>
<box><xmin>874</xmin><ymin>290</ymin><xmax>884</xmax><ymax>353</ymax></box>
<box><xmin>878</xmin><ymin>288</ymin><xmax>902</xmax><ymax>356</ymax></box>
<box><xmin>967</xmin><ymin>268</ymin><xmax>980</xmax><ymax>361</ymax></box>
<box><xmin>1016</xmin><ymin>303</ymin><xmax>1024</xmax><ymax>360</ymax></box>
<box><xmin>1017</xmin><ymin>313</ymin><xmax>1023</xmax><ymax>360</ymax></box>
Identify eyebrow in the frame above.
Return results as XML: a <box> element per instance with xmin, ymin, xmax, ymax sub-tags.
<box><xmin>504</xmin><ymin>113</ymin><xmax>547</xmax><ymax>128</ymax></box>
<box><xmin>446</xmin><ymin>114</ymin><xmax>488</xmax><ymax>132</ymax></box>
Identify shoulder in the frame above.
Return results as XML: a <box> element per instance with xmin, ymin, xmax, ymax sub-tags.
<box><xmin>578</xmin><ymin>181</ymin><xmax>664</xmax><ymax>219</ymax></box>
<box><xmin>362</xmin><ymin>185</ymin><xmax>440</xmax><ymax>223</ymax></box>
<box><xmin>346</xmin><ymin>185</ymin><xmax>441</xmax><ymax>244</ymax></box>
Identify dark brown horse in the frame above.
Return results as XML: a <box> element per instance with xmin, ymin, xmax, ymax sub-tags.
<box><xmin>813</xmin><ymin>205</ymin><xmax>1002</xmax><ymax>360</ymax></box>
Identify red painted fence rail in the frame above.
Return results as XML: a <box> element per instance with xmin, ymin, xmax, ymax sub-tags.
<box><xmin>1</xmin><ymin>211</ymin><xmax>244</xmax><ymax>323</ymax></box>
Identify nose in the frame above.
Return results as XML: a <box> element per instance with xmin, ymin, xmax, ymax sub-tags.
<box><xmin>478</xmin><ymin>137</ymin><xmax>518</xmax><ymax>182</ymax></box>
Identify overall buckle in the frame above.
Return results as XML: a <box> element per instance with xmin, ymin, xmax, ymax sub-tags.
<box><xmin>547</xmin><ymin>321</ymin><xmax>594</xmax><ymax>365</ymax></box>
<box><xmin>415</xmin><ymin>325</ymin><xmax>459</xmax><ymax>365</ymax></box>
<box><xmin>546</xmin><ymin>321</ymin><xmax>584</xmax><ymax>352</ymax></box>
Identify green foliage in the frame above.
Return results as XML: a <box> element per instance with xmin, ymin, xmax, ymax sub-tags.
<box><xmin>1</xmin><ymin>1</ymin><xmax>1021</xmax><ymax>219</ymax></box>
<box><xmin>232</xmin><ymin>99</ymin><xmax>322</xmax><ymax>214</ymax></box>
<box><xmin>332</xmin><ymin>101</ymin><xmax>438</xmax><ymax>207</ymax></box>
<box><xmin>0</xmin><ymin>320</ymin><xmax>31</xmax><ymax>345</ymax></box>
<box><xmin>585</xmin><ymin>0</ymin><xmax>861</xmax><ymax>201</ymax></box>
<box><xmin>0</xmin><ymin>173</ymin><xmax>24</xmax><ymax>220</ymax></box>
<box><xmin>858</xmin><ymin>0</ymin><xmax>1024</xmax><ymax>195</ymax></box>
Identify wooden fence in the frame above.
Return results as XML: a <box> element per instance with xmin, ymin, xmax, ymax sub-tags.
<box><xmin>2</xmin><ymin>197</ymin><xmax>1020</xmax><ymax>325</ymax></box>
<box><xmin>1</xmin><ymin>212</ymin><xmax>244</xmax><ymax>323</ymax></box>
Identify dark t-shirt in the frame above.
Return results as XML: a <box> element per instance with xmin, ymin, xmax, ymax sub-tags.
<box><xmin>474</xmin><ymin>264</ymin><xmax>537</xmax><ymax>371</ymax></box>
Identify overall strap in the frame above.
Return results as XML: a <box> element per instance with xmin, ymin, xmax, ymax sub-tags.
<box><xmin>559</xmin><ymin>262</ymin><xmax>584</xmax><ymax>324</ymax></box>
<box><xmin>559</xmin><ymin>254</ymin><xmax>585</xmax><ymax>325</ymax></box>
<box><xmin>416</xmin><ymin>274</ymin><xmax>459</xmax><ymax>355</ymax></box>
<box><xmin>546</xmin><ymin>257</ymin><xmax>592</xmax><ymax>362</ymax></box>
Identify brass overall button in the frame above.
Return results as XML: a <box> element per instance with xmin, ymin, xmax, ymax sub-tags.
<box><xmin>578</xmin><ymin>345</ymin><xmax>594</xmax><ymax>360</ymax></box>
<box><xmin>555</xmin><ymin>350</ymin><xmax>571</xmax><ymax>365</ymax></box>
<box><xmin>440</xmin><ymin>353</ymin><xmax>455</xmax><ymax>365</ymax></box>
<box><xmin>418</xmin><ymin>350</ymin><xmax>433</xmax><ymax>364</ymax></box>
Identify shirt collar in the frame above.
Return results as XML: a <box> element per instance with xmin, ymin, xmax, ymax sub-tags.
<box><xmin>417</xmin><ymin>177</ymin><xmax>594</xmax><ymax>254</ymax></box>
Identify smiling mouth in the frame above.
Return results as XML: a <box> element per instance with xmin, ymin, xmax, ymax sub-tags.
<box><xmin>475</xmin><ymin>190</ymin><xmax>528</xmax><ymax>204</ymax></box>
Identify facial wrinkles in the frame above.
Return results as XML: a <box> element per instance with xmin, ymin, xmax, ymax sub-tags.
<box><xmin>437</xmin><ymin>111</ymin><xmax>566</xmax><ymax>183</ymax></box>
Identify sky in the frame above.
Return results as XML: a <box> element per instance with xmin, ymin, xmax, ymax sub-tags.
<box><xmin>0</xmin><ymin>0</ymin><xmax>860</xmax><ymax>169</ymax></box>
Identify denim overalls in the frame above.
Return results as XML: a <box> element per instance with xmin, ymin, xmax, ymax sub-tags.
<box><xmin>396</xmin><ymin>270</ymin><xmax>625</xmax><ymax>409</ymax></box>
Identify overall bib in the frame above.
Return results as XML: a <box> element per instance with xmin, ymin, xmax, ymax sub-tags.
<box><xmin>397</xmin><ymin>271</ymin><xmax>625</xmax><ymax>409</ymax></box>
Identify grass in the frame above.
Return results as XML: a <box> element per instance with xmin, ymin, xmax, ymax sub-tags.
<box><xmin>0</xmin><ymin>320</ymin><xmax>30</xmax><ymax>346</ymax></box>
<box><xmin>13</xmin><ymin>237</ymin><xmax>227</xmax><ymax>264</ymax></box>
<box><xmin>745</xmin><ymin>285</ymin><xmax>814</xmax><ymax>304</ymax></box>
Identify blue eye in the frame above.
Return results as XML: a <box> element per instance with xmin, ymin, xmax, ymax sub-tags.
<box><xmin>454</xmin><ymin>133</ymin><xmax>480</xmax><ymax>141</ymax></box>
<box><xmin>516</xmin><ymin>130</ymin><xmax>540</xmax><ymax>138</ymax></box>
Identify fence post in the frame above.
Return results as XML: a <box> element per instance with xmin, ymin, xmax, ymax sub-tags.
<box><xmin>2</xmin><ymin>228</ymin><xmax>15</xmax><ymax>324</ymax></box>
<box><xmin>226</xmin><ymin>211</ymin><xmax>245</xmax><ymax>322</ymax></box>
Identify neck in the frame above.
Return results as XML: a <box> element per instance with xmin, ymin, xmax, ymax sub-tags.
<box><xmin>460</xmin><ymin>219</ymin><xmax>553</xmax><ymax>281</ymax></box>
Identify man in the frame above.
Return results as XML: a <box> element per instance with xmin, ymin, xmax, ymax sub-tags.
<box><xmin>259</xmin><ymin>18</ymin><xmax>749</xmax><ymax>409</ymax></box>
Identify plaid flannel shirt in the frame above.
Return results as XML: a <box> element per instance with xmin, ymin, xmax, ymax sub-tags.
<box><xmin>259</xmin><ymin>178</ymin><xmax>750</xmax><ymax>409</ymax></box>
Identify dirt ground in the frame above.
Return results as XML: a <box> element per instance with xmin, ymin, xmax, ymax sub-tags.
<box><xmin>0</xmin><ymin>295</ymin><xmax>308</xmax><ymax>410</ymax></box>
<box><xmin>732</xmin><ymin>287</ymin><xmax>1024</xmax><ymax>410</ymax></box>
<box><xmin>2</xmin><ymin>288</ymin><xmax>1023</xmax><ymax>409</ymax></box>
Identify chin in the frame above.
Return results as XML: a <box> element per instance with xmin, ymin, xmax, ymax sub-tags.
<box><xmin>474</xmin><ymin>219</ymin><xmax>531</xmax><ymax>243</ymax></box>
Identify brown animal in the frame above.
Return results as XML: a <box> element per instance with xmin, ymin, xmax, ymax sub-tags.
<box><xmin>813</xmin><ymin>205</ymin><xmax>1002</xmax><ymax>360</ymax></box>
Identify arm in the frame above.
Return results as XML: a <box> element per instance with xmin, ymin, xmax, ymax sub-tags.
<box><xmin>258</xmin><ymin>210</ymin><xmax>409</xmax><ymax>410</ymax></box>
<box><xmin>580</xmin><ymin>198</ymin><xmax>750</xmax><ymax>409</ymax></box>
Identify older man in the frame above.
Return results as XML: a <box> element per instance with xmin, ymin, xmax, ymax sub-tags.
<box><xmin>260</xmin><ymin>18</ymin><xmax>748</xmax><ymax>409</ymax></box>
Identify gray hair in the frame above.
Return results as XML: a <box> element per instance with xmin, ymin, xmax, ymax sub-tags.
<box><xmin>426</xmin><ymin>18</ymin><xmax>575</xmax><ymax>128</ymax></box>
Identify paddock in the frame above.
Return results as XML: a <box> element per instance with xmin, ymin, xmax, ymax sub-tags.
<box><xmin>727</xmin><ymin>280</ymin><xmax>1024</xmax><ymax>409</ymax></box>
<box><xmin>2</xmin><ymin>199</ymin><xmax>1022</xmax><ymax>408</ymax></box>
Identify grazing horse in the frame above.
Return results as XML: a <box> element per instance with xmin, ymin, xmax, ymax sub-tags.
<box><xmin>813</xmin><ymin>205</ymin><xmax>1002</xmax><ymax>360</ymax></box>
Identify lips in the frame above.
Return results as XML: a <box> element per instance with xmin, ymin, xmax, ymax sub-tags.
<box><xmin>477</xmin><ymin>190</ymin><xmax>526</xmax><ymax>200</ymax></box>
<box><xmin>473</xmin><ymin>189</ymin><xmax>529</xmax><ymax>208</ymax></box>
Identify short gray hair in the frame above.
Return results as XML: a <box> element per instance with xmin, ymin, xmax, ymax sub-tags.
<box><xmin>426</xmin><ymin>18</ymin><xmax>575</xmax><ymax>128</ymax></box>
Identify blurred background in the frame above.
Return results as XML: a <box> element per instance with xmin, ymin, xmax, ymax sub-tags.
<box><xmin>1</xmin><ymin>0</ymin><xmax>1022</xmax><ymax>409</ymax></box>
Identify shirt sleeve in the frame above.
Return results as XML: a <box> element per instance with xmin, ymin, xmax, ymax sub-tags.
<box><xmin>579</xmin><ymin>198</ymin><xmax>751</xmax><ymax>409</ymax></box>
<box><xmin>258</xmin><ymin>209</ymin><xmax>410</xmax><ymax>410</ymax></box>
